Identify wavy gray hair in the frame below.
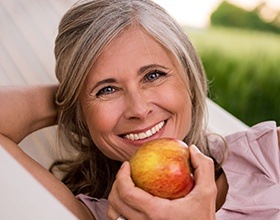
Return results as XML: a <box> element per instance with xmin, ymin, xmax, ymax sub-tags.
<box><xmin>53</xmin><ymin>0</ymin><xmax>209</xmax><ymax>198</ymax></box>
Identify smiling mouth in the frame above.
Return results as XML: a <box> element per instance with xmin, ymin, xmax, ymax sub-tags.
<box><xmin>123</xmin><ymin>121</ymin><xmax>165</xmax><ymax>141</ymax></box>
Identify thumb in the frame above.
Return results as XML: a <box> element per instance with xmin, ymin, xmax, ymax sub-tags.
<box><xmin>189</xmin><ymin>145</ymin><xmax>216</xmax><ymax>187</ymax></box>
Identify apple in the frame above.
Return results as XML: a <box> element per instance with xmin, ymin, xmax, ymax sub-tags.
<box><xmin>130</xmin><ymin>138</ymin><xmax>194</xmax><ymax>199</ymax></box>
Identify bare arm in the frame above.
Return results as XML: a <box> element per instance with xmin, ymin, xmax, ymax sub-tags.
<box><xmin>0</xmin><ymin>135</ymin><xmax>93</xmax><ymax>219</ymax></box>
<box><xmin>0</xmin><ymin>85</ymin><xmax>58</xmax><ymax>143</ymax></box>
<box><xmin>0</xmin><ymin>85</ymin><xmax>94</xmax><ymax>219</ymax></box>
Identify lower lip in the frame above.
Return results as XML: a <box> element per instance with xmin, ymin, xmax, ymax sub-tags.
<box><xmin>122</xmin><ymin>123</ymin><xmax>166</xmax><ymax>147</ymax></box>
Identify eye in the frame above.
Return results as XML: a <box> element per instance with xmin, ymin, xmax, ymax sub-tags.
<box><xmin>144</xmin><ymin>70</ymin><xmax>166</xmax><ymax>82</ymax></box>
<box><xmin>96</xmin><ymin>86</ymin><xmax>117</xmax><ymax>97</ymax></box>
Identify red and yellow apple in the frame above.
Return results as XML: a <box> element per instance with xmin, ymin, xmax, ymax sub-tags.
<box><xmin>130</xmin><ymin>138</ymin><xmax>194</xmax><ymax>199</ymax></box>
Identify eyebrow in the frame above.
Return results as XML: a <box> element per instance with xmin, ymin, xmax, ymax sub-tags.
<box><xmin>91</xmin><ymin>64</ymin><xmax>170</xmax><ymax>91</ymax></box>
<box><xmin>138</xmin><ymin>64</ymin><xmax>169</xmax><ymax>74</ymax></box>
<box><xmin>91</xmin><ymin>78</ymin><xmax>116</xmax><ymax>91</ymax></box>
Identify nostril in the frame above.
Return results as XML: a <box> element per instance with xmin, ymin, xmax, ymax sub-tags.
<box><xmin>123</xmin><ymin>90</ymin><xmax>153</xmax><ymax>120</ymax></box>
<box><xmin>124</xmin><ymin>103</ymin><xmax>153</xmax><ymax>121</ymax></box>
<box><xmin>125</xmin><ymin>107</ymin><xmax>153</xmax><ymax>121</ymax></box>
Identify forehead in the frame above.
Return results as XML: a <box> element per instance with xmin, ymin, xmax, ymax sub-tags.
<box><xmin>107</xmin><ymin>27</ymin><xmax>161</xmax><ymax>52</ymax></box>
<box><xmin>92</xmin><ymin>27</ymin><xmax>176</xmax><ymax>70</ymax></box>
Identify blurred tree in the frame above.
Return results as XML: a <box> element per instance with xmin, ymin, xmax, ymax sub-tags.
<box><xmin>210</xmin><ymin>1</ymin><xmax>280</xmax><ymax>33</ymax></box>
<box><xmin>274</xmin><ymin>12</ymin><xmax>280</xmax><ymax>27</ymax></box>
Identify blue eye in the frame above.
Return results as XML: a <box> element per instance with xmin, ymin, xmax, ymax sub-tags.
<box><xmin>96</xmin><ymin>86</ymin><xmax>116</xmax><ymax>97</ymax></box>
<box><xmin>145</xmin><ymin>70</ymin><xmax>166</xmax><ymax>82</ymax></box>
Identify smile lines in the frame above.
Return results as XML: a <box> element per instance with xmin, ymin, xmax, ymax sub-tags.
<box><xmin>124</xmin><ymin>121</ymin><xmax>165</xmax><ymax>141</ymax></box>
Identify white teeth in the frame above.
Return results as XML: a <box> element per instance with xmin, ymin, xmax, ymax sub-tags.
<box><xmin>146</xmin><ymin>130</ymin><xmax>152</xmax><ymax>137</ymax></box>
<box><xmin>124</xmin><ymin>121</ymin><xmax>165</xmax><ymax>141</ymax></box>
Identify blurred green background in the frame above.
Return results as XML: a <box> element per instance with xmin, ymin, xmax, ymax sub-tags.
<box><xmin>187</xmin><ymin>1</ymin><xmax>280</xmax><ymax>126</ymax></box>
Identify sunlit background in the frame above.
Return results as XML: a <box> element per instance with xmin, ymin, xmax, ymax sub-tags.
<box><xmin>153</xmin><ymin>0</ymin><xmax>280</xmax><ymax>127</ymax></box>
<box><xmin>154</xmin><ymin>0</ymin><xmax>280</xmax><ymax>28</ymax></box>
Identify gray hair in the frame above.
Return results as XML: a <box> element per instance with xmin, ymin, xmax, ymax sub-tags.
<box><xmin>53</xmin><ymin>0</ymin><xmax>209</xmax><ymax>197</ymax></box>
<box><xmin>55</xmin><ymin>0</ymin><xmax>208</xmax><ymax>152</ymax></box>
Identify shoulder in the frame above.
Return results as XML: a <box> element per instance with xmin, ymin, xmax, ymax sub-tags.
<box><xmin>225</xmin><ymin>121</ymin><xmax>278</xmax><ymax>146</ymax></box>
<box><xmin>224</xmin><ymin>121</ymin><xmax>279</xmax><ymax>165</ymax></box>
<box><xmin>217</xmin><ymin>121</ymin><xmax>280</xmax><ymax>219</ymax></box>
<box><xmin>221</xmin><ymin>121</ymin><xmax>280</xmax><ymax>183</ymax></box>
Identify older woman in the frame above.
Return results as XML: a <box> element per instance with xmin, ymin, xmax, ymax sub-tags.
<box><xmin>1</xmin><ymin>0</ymin><xmax>279</xmax><ymax>219</ymax></box>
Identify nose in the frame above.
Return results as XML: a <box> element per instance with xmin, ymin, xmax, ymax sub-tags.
<box><xmin>123</xmin><ymin>89</ymin><xmax>153</xmax><ymax>121</ymax></box>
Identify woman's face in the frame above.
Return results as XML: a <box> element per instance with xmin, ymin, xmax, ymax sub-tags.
<box><xmin>80</xmin><ymin>27</ymin><xmax>192</xmax><ymax>161</ymax></box>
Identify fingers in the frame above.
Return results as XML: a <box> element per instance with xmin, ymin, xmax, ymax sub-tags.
<box><xmin>108</xmin><ymin>161</ymin><xmax>167</xmax><ymax>219</ymax></box>
<box><xmin>108</xmin><ymin>148</ymin><xmax>217</xmax><ymax>220</ymax></box>
<box><xmin>113</xmin><ymin>161</ymin><xmax>154</xmax><ymax>207</ymax></box>
<box><xmin>188</xmin><ymin>145</ymin><xmax>217</xmax><ymax>213</ymax></box>
<box><xmin>189</xmin><ymin>144</ymin><xmax>216</xmax><ymax>187</ymax></box>
<box><xmin>107</xmin><ymin>162</ymin><xmax>130</xmax><ymax>219</ymax></box>
<box><xmin>107</xmin><ymin>162</ymin><xmax>144</xmax><ymax>219</ymax></box>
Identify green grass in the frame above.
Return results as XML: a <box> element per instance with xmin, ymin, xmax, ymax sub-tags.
<box><xmin>186</xmin><ymin>27</ymin><xmax>280</xmax><ymax>126</ymax></box>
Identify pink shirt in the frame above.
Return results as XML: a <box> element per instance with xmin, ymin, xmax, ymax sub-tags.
<box><xmin>216</xmin><ymin>121</ymin><xmax>280</xmax><ymax>219</ymax></box>
<box><xmin>77</xmin><ymin>121</ymin><xmax>280</xmax><ymax>219</ymax></box>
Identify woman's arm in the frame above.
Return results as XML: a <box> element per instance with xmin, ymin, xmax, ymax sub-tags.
<box><xmin>0</xmin><ymin>85</ymin><xmax>94</xmax><ymax>219</ymax></box>
<box><xmin>0</xmin><ymin>85</ymin><xmax>58</xmax><ymax>143</ymax></box>
<box><xmin>0</xmin><ymin>135</ymin><xmax>94</xmax><ymax>220</ymax></box>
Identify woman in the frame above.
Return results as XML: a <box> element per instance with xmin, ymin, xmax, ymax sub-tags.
<box><xmin>55</xmin><ymin>0</ymin><xmax>222</xmax><ymax>218</ymax></box>
<box><xmin>0</xmin><ymin>0</ymin><xmax>279</xmax><ymax>219</ymax></box>
<box><xmin>0</xmin><ymin>0</ymin><xmax>218</xmax><ymax>219</ymax></box>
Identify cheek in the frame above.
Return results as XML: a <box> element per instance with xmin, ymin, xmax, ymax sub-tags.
<box><xmin>157</xmin><ymin>83</ymin><xmax>192</xmax><ymax>137</ymax></box>
<box><xmin>82</xmin><ymin>102</ymin><xmax>122</xmax><ymax>138</ymax></box>
<box><xmin>158</xmin><ymin>83</ymin><xmax>191</xmax><ymax>113</ymax></box>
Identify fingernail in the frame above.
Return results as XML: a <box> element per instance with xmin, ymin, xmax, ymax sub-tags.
<box><xmin>190</xmin><ymin>144</ymin><xmax>200</xmax><ymax>152</ymax></box>
<box><xmin>120</xmin><ymin>161</ymin><xmax>127</xmax><ymax>169</ymax></box>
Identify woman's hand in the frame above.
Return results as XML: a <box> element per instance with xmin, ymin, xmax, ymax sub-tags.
<box><xmin>107</xmin><ymin>145</ymin><xmax>217</xmax><ymax>220</ymax></box>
